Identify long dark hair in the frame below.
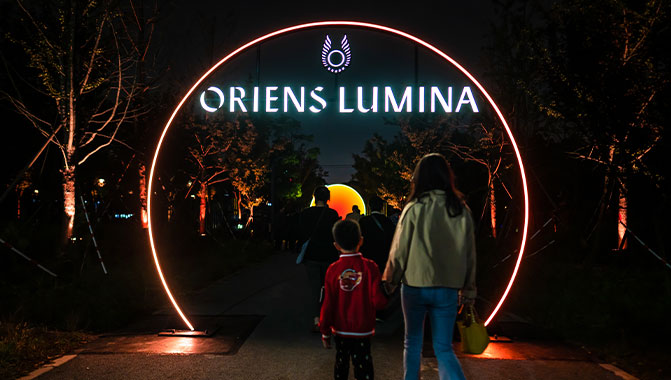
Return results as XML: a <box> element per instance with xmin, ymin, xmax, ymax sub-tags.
<box><xmin>407</xmin><ymin>153</ymin><xmax>465</xmax><ymax>217</ymax></box>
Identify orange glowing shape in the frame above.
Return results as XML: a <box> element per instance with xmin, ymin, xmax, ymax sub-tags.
<box><xmin>147</xmin><ymin>21</ymin><xmax>529</xmax><ymax>331</ymax></box>
<box><xmin>311</xmin><ymin>184</ymin><xmax>366</xmax><ymax>220</ymax></box>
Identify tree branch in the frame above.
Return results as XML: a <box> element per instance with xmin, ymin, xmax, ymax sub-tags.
<box><xmin>80</xmin><ymin>14</ymin><xmax>106</xmax><ymax>94</ymax></box>
<box><xmin>79</xmin><ymin>23</ymin><xmax>124</xmax><ymax>148</ymax></box>
<box><xmin>16</xmin><ymin>0</ymin><xmax>58</xmax><ymax>52</ymax></box>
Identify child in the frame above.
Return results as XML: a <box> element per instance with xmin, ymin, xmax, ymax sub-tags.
<box><xmin>320</xmin><ymin>219</ymin><xmax>387</xmax><ymax>380</ymax></box>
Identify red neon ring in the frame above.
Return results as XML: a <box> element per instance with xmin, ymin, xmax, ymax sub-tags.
<box><xmin>147</xmin><ymin>21</ymin><xmax>530</xmax><ymax>330</ymax></box>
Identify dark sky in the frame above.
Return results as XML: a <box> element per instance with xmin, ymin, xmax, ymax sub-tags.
<box><xmin>155</xmin><ymin>0</ymin><xmax>498</xmax><ymax>183</ymax></box>
<box><xmin>157</xmin><ymin>1</ymin><xmax>496</xmax><ymax>72</ymax></box>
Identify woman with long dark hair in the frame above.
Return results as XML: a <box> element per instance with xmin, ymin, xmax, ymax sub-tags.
<box><xmin>383</xmin><ymin>153</ymin><xmax>476</xmax><ymax>380</ymax></box>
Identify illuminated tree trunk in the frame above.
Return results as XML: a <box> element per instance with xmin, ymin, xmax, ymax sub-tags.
<box><xmin>139</xmin><ymin>163</ymin><xmax>148</xmax><ymax>229</ymax></box>
<box><xmin>246</xmin><ymin>205</ymin><xmax>254</xmax><ymax>228</ymax></box>
<box><xmin>16</xmin><ymin>189</ymin><xmax>23</xmax><ymax>220</ymax></box>
<box><xmin>199</xmin><ymin>183</ymin><xmax>207</xmax><ymax>235</ymax></box>
<box><xmin>236</xmin><ymin>191</ymin><xmax>242</xmax><ymax>220</ymax></box>
<box><xmin>589</xmin><ymin>144</ymin><xmax>616</xmax><ymax>247</ymax></box>
<box><xmin>617</xmin><ymin>180</ymin><xmax>627</xmax><ymax>249</ymax></box>
<box><xmin>489</xmin><ymin>179</ymin><xmax>497</xmax><ymax>239</ymax></box>
<box><xmin>16</xmin><ymin>177</ymin><xmax>30</xmax><ymax>220</ymax></box>
<box><xmin>605</xmin><ymin>145</ymin><xmax>630</xmax><ymax>250</ymax></box>
<box><xmin>63</xmin><ymin>165</ymin><xmax>76</xmax><ymax>240</ymax></box>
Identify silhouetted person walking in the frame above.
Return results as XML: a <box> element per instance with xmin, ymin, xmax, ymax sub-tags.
<box><xmin>359</xmin><ymin>196</ymin><xmax>394</xmax><ymax>272</ymax></box>
<box><xmin>345</xmin><ymin>205</ymin><xmax>362</xmax><ymax>222</ymax></box>
<box><xmin>298</xmin><ymin>186</ymin><xmax>341</xmax><ymax>332</ymax></box>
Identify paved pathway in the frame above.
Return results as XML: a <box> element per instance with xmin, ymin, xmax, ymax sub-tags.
<box><xmin>28</xmin><ymin>251</ymin><xmax>633</xmax><ymax>380</ymax></box>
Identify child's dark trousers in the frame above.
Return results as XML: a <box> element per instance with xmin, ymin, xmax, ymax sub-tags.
<box><xmin>334</xmin><ymin>335</ymin><xmax>374</xmax><ymax>379</ymax></box>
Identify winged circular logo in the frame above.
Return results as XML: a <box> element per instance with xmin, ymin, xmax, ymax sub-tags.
<box><xmin>321</xmin><ymin>35</ymin><xmax>351</xmax><ymax>73</ymax></box>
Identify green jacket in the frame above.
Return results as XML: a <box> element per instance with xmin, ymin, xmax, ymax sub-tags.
<box><xmin>382</xmin><ymin>190</ymin><xmax>477</xmax><ymax>298</ymax></box>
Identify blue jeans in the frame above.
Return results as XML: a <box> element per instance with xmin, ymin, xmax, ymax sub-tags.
<box><xmin>401</xmin><ymin>285</ymin><xmax>466</xmax><ymax>380</ymax></box>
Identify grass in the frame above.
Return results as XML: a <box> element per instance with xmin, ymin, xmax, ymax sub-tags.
<box><xmin>0</xmin><ymin>322</ymin><xmax>93</xmax><ymax>380</ymax></box>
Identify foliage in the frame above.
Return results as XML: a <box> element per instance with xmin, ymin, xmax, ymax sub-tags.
<box><xmin>351</xmin><ymin>114</ymin><xmax>509</xmax><ymax>212</ymax></box>
<box><xmin>351</xmin><ymin>133</ymin><xmax>411</xmax><ymax>209</ymax></box>
<box><xmin>176</xmin><ymin>112</ymin><xmax>326</xmax><ymax>230</ymax></box>
<box><xmin>227</xmin><ymin>115</ymin><xmax>268</xmax><ymax>223</ymax></box>
<box><xmin>489</xmin><ymin>0</ymin><xmax>671</xmax><ymax>244</ymax></box>
<box><xmin>537</xmin><ymin>0</ymin><xmax>668</xmax><ymax>180</ymax></box>
<box><xmin>184</xmin><ymin>114</ymin><xmax>237</xmax><ymax>189</ymax></box>
<box><xmin>0</xmin><ymin>322</ymin><xmax>91</xmax><ymax>380</ymax></box>
<box><xmin>269</xmin><ymin>132</ymin><xmax>325</xmax><ymax>214</ymax></box>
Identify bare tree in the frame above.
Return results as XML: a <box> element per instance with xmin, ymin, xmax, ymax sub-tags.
<box><xmin>3</xmin><ymin>0</ymin><xmax>153</xmax><ymax>242</ymax></box>
<box><xmin>528</xmin><ymin>0</ymin><xmax>667</xmax><ymax>248</ymax></box>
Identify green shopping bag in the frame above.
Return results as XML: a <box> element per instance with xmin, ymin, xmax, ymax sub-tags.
<box><xmin>456</xmin><ymin>303</ymin><xmax>490</xmax><ymax>354</ymax></box>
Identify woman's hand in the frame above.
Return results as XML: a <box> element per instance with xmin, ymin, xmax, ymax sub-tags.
<box><xmin>459</xmin><ymin>295</ymin><xmax>475</xmax><ymax>306</ymax></box>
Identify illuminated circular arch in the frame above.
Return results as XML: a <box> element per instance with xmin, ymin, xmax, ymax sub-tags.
<box><xmin>148</xmin><ymin>21</ymin><xmax>530</xmax><ymax>331</ymax></box>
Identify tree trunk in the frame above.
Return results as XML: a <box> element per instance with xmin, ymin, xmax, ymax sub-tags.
<box><xmin>139</xmin><ymin>163</ymin><xmax>148</xmax><ymax>229</ymax></box>
<box><xmin>63</xmin><ymin>1</ymin><xmax>77</xmax><ymax>242</ymax></box>
<box><xmin>136</xmin><ymin>4</ymin><xmax>148</xmax><ymax>230</ymax></box>
<box><xmin>489</xmin><ymin>178</ymin><xmax>497</xmax><ymax>239</ymax></box>
<box><xmin>617</xmin><ymin>180</ymin><xmax>627</xmax><ymax>249</ymax></box>
<box><xmin>246</xmin><ymin>204</ymin><xmax>254</xmax><ymax>228</ymax></box>
<box><xmin>199</xmin><ymin>183</ymin><xmax>207</xmax><ymax>235</ymax></box>
<box><xmin>17</xmin><ymin>189</ymin><xmax>23</xmax><ymax>220</ymax></box>
<box><xmin>63</xmin><ymin>165</ymin><xmax>76</xmax><ymax>240</ymax></box>
<box><xmin>586</xmin><ymin>144</ymin><xmax>615</xmax><ymax>243</ymax></box>
<box><xmin>236</xmin><ymin>191</ymin><xmax>242</xmax><ymax>220</ymax></box>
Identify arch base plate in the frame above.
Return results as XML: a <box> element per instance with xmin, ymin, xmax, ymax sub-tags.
<box><xmin>158</xmin><ymin>329</ymin><xmax>215</xmax><ymax>337</ymax></box>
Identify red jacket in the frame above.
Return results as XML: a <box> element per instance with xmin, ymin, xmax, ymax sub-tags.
<box><xmin>320</xmin><ymin>253</ymin><xmax>387</xmax><ymax>338</ymax></box>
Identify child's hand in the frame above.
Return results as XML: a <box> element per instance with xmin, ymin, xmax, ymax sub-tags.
<box><xmin>321</xmin><ymin>335</ymin><xmax>332</xmax><ymax>349</ymax></box>
<box><xmin>382</xmin><ymin>281</ymin><xmax>396</xmax><ymax>296</ymax></box>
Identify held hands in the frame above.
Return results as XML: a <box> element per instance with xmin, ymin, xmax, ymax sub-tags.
<box><xmin>321</xmin><ymin>335</ymin><xmax>332</xmax><ymax>349</ymax></box>
<box><xmin>381</xmin><ymin>281</ymin><xmax>397</xmax><ymax>296</ymax></box>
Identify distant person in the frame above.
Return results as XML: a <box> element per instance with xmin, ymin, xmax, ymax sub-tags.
<box><xmin>320</xmin><ymin>219</ymin><xmax>387</xmax><ymax>380</ymax></box>
<box><xmin>383</xmin><ymin>153</ymin><xmax>476</xmax><ymax>380</ymax></box>
<box><xmin>298</xmin><ymin>186</ymin><xmax>341</xmax><ymax>332</ymax></box>
<box><xmin>388</xmin><ymin>207</ymin><xmax>402</xmax><ymax>226</ymax></box>
<box><xmin>345</xmin><ymin>205</ymin><xmax>362</xmax><ymax>222</ymax></box>
<box><xmin>358</xmin><ymin>196</ymin><xmax>395</xmax><ymax>271</ymax></box>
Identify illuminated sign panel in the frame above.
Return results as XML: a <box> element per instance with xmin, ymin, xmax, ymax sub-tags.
<box><xmin>199</xmin><ymin>85</ymin><xmax>479</xmax><ymax>114</ymax></box>
<box><xmin>198</xmin><ymin>33</ymin><xmax>480</xmax><ymax>114</ymax></box>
